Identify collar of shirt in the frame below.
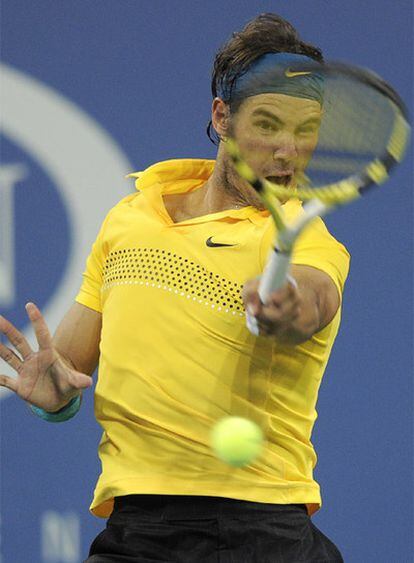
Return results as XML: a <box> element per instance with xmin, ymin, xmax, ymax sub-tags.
<box><xmin>126</xmin><ymin>159</ymin><xmax>272</xmax><ymax>226</ymax></box>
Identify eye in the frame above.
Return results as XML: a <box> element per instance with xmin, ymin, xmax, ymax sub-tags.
<box><xmin>297</xmin><ymin>123</ymin><xmax>319</xmax><ymax>136</ymax></box>
<box><xmin>254</xmin><ymin>120</ymin><xmax>278</xmax><ymax>133</ymax></box>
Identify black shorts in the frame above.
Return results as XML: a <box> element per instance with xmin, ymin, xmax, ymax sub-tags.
<box><xmin>85</xmin><ymin>495</ymin><xmax>343</xmax><ymax>563</ymax></box>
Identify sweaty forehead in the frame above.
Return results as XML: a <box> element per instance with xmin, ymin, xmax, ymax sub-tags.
<box><xmin>240</xmin><ymin>93</ymin><xmax>322</xmax><ymax>120</ymax></box>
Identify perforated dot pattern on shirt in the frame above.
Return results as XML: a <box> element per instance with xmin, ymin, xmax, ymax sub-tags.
<box><xmin>102</xmin><ymin>248</ymin><xmax>245</xmax><ymax>316</ymax></box>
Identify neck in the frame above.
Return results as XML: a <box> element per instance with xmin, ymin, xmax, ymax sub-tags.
<box><xmin>163</xmin><ymin>145</ymin><xmax>263</xmax><ymax>222</ymax></box>
<box><xmin>200</xmin><ymin>169</ymin><xmax>247</xmax><ymax>214</ymax></box>
<box><xmin>197</xmin><ymin>142</ymin><xmax>264</xmax><ymax>213</ymax></box>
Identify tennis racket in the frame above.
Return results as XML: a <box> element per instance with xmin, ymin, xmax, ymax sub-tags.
<box><xmin>224</xmin><ymin>61</ymin><xmax>410</xmax><ymax>335</ymax></box>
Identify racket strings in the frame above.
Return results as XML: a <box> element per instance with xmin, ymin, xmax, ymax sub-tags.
<box><xmin>312</xmin><ymin>76</ymin><xmax>395</xmax><ymax>166</ymax></box>
<box><xmin>228</xmin><ymin>66</ymin><xmax>409</xmax><ymax>204</ymax></box>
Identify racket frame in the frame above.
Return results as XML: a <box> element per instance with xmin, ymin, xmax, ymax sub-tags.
<box><xmin>224</xmin><ymin>61</ymin><xmax>410</xmax><ymax>333</ymax></box>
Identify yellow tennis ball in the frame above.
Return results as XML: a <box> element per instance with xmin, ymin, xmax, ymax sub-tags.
<box><xmin>210</xmin><ymin>416</ymin><xmax>263</xmax><ymax>467</ymax></box>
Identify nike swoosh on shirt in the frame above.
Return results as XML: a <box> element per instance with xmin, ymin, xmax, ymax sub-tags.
<box><xmin>206</xmin><ymin>237</ymin><xmax>237</xmax><ymax>248</ymax></box>
<box><xmin>285</xmin><ymin>69</ymin><xmax>312</xmax><ymax>78</ymax></box>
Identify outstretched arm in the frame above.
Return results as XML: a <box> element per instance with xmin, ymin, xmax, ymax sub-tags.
<box><xmin>0</xmin><ymin>302</ymin><xmax>101</xmax><ymax>412</ymax></box>
<box><xmin>242</xmin><ymin>264</ymin><xmax>340</xmax><ymax>344</ymax></box>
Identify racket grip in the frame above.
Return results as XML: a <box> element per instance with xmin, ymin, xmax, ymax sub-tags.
<box><xmin>258</xmin><ymin>248</ymin><xmax>292</xmax><ymax>303</ymax></box>
<box><xmin>245</xmin><ymin>249</ymin><xmax>292</xmax><ymax>336</ymax></box>
<box><xmin>245</xmin><ymin>310</ymin><xmax>260</xmax><ymax>336</ymax></box>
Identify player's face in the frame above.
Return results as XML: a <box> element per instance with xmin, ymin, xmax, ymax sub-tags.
<box><xmin>229</xmin><ymin>93</ymin><xmax>322</xmax><ymax>189</ymax></box>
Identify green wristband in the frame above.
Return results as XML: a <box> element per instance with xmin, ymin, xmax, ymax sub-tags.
<box><xmin>29</xmin><ymin>395</ymin><xmax>81</xmax><ymax>423</ymax></box>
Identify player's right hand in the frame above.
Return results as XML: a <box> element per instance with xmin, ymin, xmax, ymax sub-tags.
<box><xmin>0</xmin><ymin>302</ymin><xmax>93</xmax><ymax>412</ymax></box>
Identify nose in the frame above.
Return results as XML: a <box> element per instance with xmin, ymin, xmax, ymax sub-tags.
<box><xmin>272</xmin><ymin>132</ymin><xmax>297</xmax><ymax>161</ymax></box>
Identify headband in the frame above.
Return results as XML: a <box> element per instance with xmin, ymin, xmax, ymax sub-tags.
<box><xmin>217</xmin><ymin>52</ymin><xmax>324</xmax><ymax>105</ymax></box>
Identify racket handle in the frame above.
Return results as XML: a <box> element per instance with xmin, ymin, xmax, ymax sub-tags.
<box><xmin>257</xmin><ymin>200</ymin><xmax>326</xmax><ymax>303</ymax></box>
<box><xmin>245</xmin><ymin>250</ymin><xmax>292</xmax><ymax>336</ymax></box>
<box><xmin>258</xmin><ymin>249</ymin><xmax>291</xmax><ymax>302</ymax></box>
<box><xmin>245</xmin><ymin>200</ymin><xmax>327</xmax><ymax>335</ymax></box>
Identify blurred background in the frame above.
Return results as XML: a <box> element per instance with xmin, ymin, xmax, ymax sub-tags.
<box><xmin>0</xmin><ymin>1</ymin><xmax>412</xmax><ymax>561</ymax></box>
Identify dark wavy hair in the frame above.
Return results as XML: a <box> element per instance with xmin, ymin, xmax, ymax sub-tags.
<box><xmin>207</xmin><ymin>13</ymin><xmax>324</xmax><ymax>145</ymax></box>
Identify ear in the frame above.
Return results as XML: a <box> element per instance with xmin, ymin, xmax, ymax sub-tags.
<box><xmin>211</xmin><ymin>98</ymin><xmax>230</xmax><ymax>138</ymax></box>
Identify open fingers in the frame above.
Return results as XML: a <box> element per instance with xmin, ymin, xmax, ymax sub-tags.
<box><xmin>25</xmin><ymin>302</ymin><xmax>53</xmax><ymax>350</ymax></box>
<box><xmin>0</xmin><ymin>374</ymin><xmax>18</xmax><ymax>393</ymax></box>
<box><xmin>0</xmin><ymin>341</ymin><xmax>24</xmax><ymax>372</ymax></box>
<box><xmin>0</xmin><ymin>314</ymin><xmax>33</xmax><ymax>359</ymax></box>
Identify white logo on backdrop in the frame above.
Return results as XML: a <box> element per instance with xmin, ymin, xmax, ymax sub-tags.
<box><xmin>0</xmin><ymin>63</ymin><xmax>133</xmax><ymax>400</ymax></box>
<box><xmin>0</xmin><ymin>164</ymin><xmax>27</xmax><ymax>306</ymax></box>
<box><xmin>41</xmin><ymin>511</ymin><xmax>80</xmax><ymax>563</ymax></box>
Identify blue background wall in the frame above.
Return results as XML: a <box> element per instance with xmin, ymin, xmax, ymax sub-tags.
<box><xmin>1</xmin><ymin>1</ymin><xmax>412</xmax><ymax>562</ymax></box>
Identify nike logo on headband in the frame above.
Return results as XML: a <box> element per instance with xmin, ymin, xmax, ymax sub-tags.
<box><xmin>285</xmin><ymin>69</ymin><xmax>312</xmax><ymax>78</ymax></box>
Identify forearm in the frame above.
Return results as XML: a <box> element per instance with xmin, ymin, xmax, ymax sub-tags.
<box><xmin>52</xmin><ymin>301</ymin><xmax>102</xmax><ymax>376</ymax></box>
<box><xmin>243</xmin><ymin>265</ymin><xmax>340</xmax><ymax>343</ymax></box>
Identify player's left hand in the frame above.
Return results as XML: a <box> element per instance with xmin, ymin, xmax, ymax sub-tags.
<box><xmin>242</xmin><ymin>277</ymin><xmax>302</xmax><ymax>337</ymax></box>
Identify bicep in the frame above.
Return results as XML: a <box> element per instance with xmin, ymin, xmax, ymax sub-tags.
<box><xmin>53</xmin><ymin>302</ymin><xmax>102</xmax><ymax>376</ymax></box>
<box><xmin>291</xmin><ymin>264</ymin><xmax>341</xmax><ymax>332</ymax></box>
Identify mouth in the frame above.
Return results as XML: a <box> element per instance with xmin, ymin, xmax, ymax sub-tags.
<box><xmin>265</xmin><ymin>174</ymin><xmax>293</xmax><ymax>187</ymax></box>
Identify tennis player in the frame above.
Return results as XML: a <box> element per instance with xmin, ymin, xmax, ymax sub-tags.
<box><xmin>0</xmin><ymin>13</ymin><xmax>348</xmax><ymax>562</ymax></box>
